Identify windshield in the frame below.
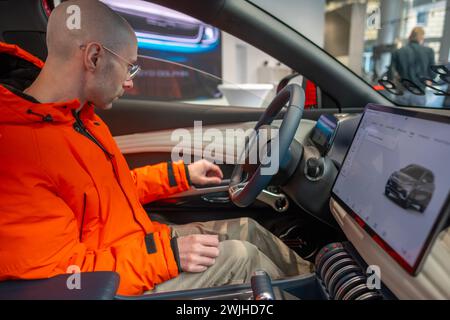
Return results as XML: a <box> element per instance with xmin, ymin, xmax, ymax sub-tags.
<box><xmin>97</xmin><ymin>0</ymin><xmax>450</xmax><ymax>109</ymax></box>
<box><xmin>95</xmin><ymin>0</ymin><xmax>288</xmax><ymax>109</ymax></box>
<box><xmin>401</xmin><ymin>165</ymin><xmax>425</xmax><ymax>180</ymax></box>
<box><xmin>250</xmin><ymin>0</ymin><xmax>450</xmax><ymax>109</ymax></box>
<box><xmin>128</xmin><ymin>52</ymin><xmax>278</xmax><ymax>109</ymax></box>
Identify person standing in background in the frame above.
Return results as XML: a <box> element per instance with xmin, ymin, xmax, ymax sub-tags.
<box><xmin>388</xmin><ymin>26</ymin><xmax>435</xmax><ymax>106</ymax></box>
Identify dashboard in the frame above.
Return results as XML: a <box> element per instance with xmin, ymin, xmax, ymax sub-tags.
<box><xmin>298</xmin><ymin>105</ymin><xmax>450</xmax><ymax>300</ymax></box>
<box><xmin>136</xmin><ymin>105</ymin><xmax>449</xmax><ymax>301</ymax></box>
<box><xmin>114</xmin><ymin>105</ymin><xmax>449</xmax><ymax>300</ymax></box>
<box><xmin>308</xmin><ymin>113</ymin><xmax>361</xmax><ymax>167</ymax></box>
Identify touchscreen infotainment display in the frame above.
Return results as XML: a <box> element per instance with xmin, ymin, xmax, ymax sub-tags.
<box><xmin>332</xmin><ymin>104</ymin><xmax>450</xmax><ymax>275</ymax></box>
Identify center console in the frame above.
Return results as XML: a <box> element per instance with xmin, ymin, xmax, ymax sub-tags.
<box><xmin>116</xmin><ymin>240</ymin><xmax>393</xmax><ymax>300</ymax></box>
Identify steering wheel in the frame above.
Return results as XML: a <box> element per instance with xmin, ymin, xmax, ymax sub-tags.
<box><xmin>229</xmin><ymin>83</ymin><xmax>305</xmax><ymax>207</ymax></box>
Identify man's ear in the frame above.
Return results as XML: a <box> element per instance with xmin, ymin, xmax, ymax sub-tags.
<box><xmin>83</xmin><ymin>43</ymin><xmax>101</xmax><ymax>72</ymax></box>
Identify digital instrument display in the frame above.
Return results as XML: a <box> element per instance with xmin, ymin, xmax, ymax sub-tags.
<box><xmin>310</xmin><ymin>114</ymin><xmax>338</xmax><ymax>154</ymax></box>
<box><xmin>332</xmin><ymin>104</ymin><xmax>450</xmax><ymax>275</ymax></box>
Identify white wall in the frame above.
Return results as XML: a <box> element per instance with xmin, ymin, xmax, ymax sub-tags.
<box><xmin>222</xmin><ymin>0</ymin><xmax>326</xmax><ymax>84</ymax></box>
<box><xmin>222</xmin><ymin>32</ymin><xmax>287</xmax><ymax>84</ymax></box>
<box><xmin>249</xmin><ymin>0</ymin><xmax>326</xmax><ymax>47</ymax></box>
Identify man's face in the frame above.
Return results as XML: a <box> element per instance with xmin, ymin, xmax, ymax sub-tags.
<box><xmin>86</xmin><ymin>41</ymin><xmax>138</xmax><ymax>110</ymax></box>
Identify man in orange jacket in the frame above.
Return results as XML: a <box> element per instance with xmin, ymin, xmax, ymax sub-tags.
<box><xmin>0</xmin><ymin>0</ymin><xmax>310</xmax><ymax>295</ymax></box>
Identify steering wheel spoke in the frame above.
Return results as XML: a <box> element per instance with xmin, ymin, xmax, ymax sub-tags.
<box><xmin>229</xmin><ymin>84</ymin><xmax>305</xmax><ymax>207</ymax></box>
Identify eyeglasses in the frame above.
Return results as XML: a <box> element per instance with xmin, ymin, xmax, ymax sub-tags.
<box><xmin>80</xmin><ymin>43</ymin><xmax>141</xmax><ymax>80</ymax></box>
<box><xmin>102</xmin><ymin>45</ymin><xmax>141</xmax><ymax>80</ymax></box>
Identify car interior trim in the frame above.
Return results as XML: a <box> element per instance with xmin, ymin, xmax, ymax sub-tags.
<box><xmin>330</xmin><ymin>197</ymin><xmax>450</xmax><ymax>299</ymax></box>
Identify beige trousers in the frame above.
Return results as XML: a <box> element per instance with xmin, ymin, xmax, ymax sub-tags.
<box><xmin>147</xmin><ymin>217</ymin><xmax>311</xmax><ymax>293</ymax></box>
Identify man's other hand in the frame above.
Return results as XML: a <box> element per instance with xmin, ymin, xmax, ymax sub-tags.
<box><xmin>187</xmin><ymin>159</ymin><xmax>223</xmax><ymax>186</ymax></box>
<box><xmin>177</xmin><ymin>234</ymin><xmax>220</xmax><ymax>272</ymax></box>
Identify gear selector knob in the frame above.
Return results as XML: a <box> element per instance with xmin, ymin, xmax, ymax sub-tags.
<box><xmin>251</xmin><ymin>270</ymin><xmax>275</xmax><ymax>300</ymax></box>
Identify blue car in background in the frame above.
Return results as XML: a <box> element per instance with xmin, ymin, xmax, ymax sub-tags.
<box><xmin>101</xmin><ymin>0</ymin><xmax>220</xmax><ymax>53</ymax></box>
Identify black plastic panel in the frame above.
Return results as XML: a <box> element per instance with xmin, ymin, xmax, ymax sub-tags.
<box><xmin>97</xmin><ymin>99</ymin><xmax>352</xmax><ymax>136</ymax></box>
<box><xmin>116</xmin><ymin>274</ymin><xmax>324</xmax><ymax>300</ymax></box>
<box><xmin>0</xmin><ymin>272</ymin><xmax>120</xmax><ymax>300</ymax></box>
<box><xmin>0</xmin><ymin>0</ymin><xmax>48</xmax><ymax>59</ymax></box>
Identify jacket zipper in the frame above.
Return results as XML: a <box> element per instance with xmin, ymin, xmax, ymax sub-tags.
<box><xmin>72</xmin><ymin>110</ymin><xmax>147</xmax><ymax>232</ymax></box>
<box><xmin>72</xmin><ymin>111</ymin><xmax>112</xmax><ymax>158</ymax></box>
<box><xmin>79</xmin><ymin>193</ymin><xmax>87</xmax><ymax>242</ymax></box>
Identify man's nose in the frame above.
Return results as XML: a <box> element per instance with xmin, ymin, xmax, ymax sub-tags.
<box><xmin>123</xmin><ymin>79</ymin><xmax>134</xmax><ymax>90</ymax></box>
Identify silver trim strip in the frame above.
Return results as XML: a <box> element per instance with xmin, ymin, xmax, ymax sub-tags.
<box><xmin>167</xmin><ymin>180</ymin><xmax>231</xmax><ymax>198</ymax></box>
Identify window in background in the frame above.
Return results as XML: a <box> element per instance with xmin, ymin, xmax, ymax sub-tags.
<box><xmin>100</xmin><ymin>0</ymin><xmax>315</xmax><ymax>109</ymax></box>
<box><xmin>101</xmin><ymin>0</ymin><xmax>222</xmax><ymax>102</ymax></box>
<box><xmin>323</xmin><ymin>0</ymin><xmax>449</xmax><ymax>108</ymax></box>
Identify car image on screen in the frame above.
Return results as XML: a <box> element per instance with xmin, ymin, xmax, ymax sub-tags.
<box><xmin>385</xmin><ymin>164</ymin><xmax>435</xmax><ymax>213</ymax></box>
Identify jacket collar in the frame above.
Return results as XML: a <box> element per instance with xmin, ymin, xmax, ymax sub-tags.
<box><xmin>0</xmin><ymin>42</ymin><xmax>44</xmax><ymax>69</ymax></box>
<box><xmin>0</xmin><ymin>41</ymin><xmax>96</xmax><ymax>124</ymax></box>
<box><xmin>0</xmin><ymin>84</ymin><xmax>95</xmax><ymax>124</ymax></box>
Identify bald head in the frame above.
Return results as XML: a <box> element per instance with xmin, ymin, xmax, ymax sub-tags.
<box><xmin>47</xmin><ymin>0</ymin><xmax>136</xmax><ymax>60</ymax></box>
<box><xmin>26</xmin><ymin>0</ymin><xmax>138</xmax><ymax>110</ymax></box>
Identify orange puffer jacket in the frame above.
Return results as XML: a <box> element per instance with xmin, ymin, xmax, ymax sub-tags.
<box><xmin>0</xmin><ymin>42</ymin><xmax>191</xmax><ymax>295</ymax></box>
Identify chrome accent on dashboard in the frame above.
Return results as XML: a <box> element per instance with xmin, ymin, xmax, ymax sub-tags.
<box><xmin>228</xmin><ymin>182</ymin><xmax>245</xmax><ymax>202</ymax></box>
<box><xmin>328</xmin><ymin>265</ymin><xmax>361</xmax><ymax>295</ymax></box>
<box><xmin>323</xmin><ymin>258</ymin><xmax>354</xmax><ymax>285</ymax></box>
<box><xmin>334</xmin><ymin>275</ymin><xmax>367</xmax><ymax>300</ymax></box>
<box><xmin>256</xmin><ymin>189</ymin><xmax>289</xmax><ymax>213</ymax></box>
<box><xmin>319</xmin><ymin>251</ymin><xmax>351</xmax><ymax>280</ymax></box>
<box><xmin>194</xmin><ymin>290</ymin><xmax>254</xmax><ymax>300</ymax></box>
<box><xmin>342</xmin><ymin>283</ymin><xmax>371</xmax><ymax>300</ymax></box>
<box><xmin>166</xmin><ymin>179</ymin><xmax>230</xmax><ymax>198</ymax></box>
<box><xmin>314</xmin><ymin>241</ymin><xmax>383</xmax><ymax>300</ymax></box>
<box><xmin>304</xmin><ymin>157</ymin><xmax>326</xmax><ymax>182</ymax></box>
